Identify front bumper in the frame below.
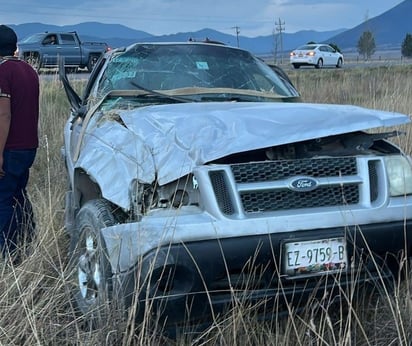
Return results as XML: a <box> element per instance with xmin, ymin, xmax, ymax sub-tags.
<box><xmin>113</xmin><ymin>219</ymin><xmax>412</xmax><ymax>327</ymax></box>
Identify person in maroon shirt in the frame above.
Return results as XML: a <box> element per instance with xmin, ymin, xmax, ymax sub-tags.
<box><xmin>0</xmin><ymin>25</ymin><xmax>39</xmax><ymax>258</ymax></box>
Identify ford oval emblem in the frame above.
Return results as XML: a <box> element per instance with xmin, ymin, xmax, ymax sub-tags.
<box><xmin>289</xmin><ymin>177</ymin><xmax>319</xmax><ymax>192</ymax></box>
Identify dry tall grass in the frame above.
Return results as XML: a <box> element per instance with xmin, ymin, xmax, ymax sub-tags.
<box><xmin>0</xmin><ymin>66</ymin><xmax>411</xmax><ymax>345</ymax></box>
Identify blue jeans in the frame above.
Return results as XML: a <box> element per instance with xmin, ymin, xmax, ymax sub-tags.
<box><xmin>0</xmin><ymin>149</ymin><xmax>36</xmax><ymax>255</ymax></box>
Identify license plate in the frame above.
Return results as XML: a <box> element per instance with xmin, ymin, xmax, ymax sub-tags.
<box><xmin>283</xmin><ymin>238</ymin><xmax>347</xmax><ymax>277</ymax></box>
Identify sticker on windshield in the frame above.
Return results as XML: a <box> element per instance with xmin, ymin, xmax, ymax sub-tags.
<box><xmin>196</xmin><ymin>61</ymin><xmax>209</xmax><ymax>70</ymax></box>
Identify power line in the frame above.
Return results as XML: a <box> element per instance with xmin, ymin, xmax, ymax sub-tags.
<box><xmin>232</xmin><ymin>26</ymin><xmax>240</xmax><ymax>47</ymax></box>
<box><xmin>273</xmin><ymin>18</ymin><xmax>285</xmax><ymax>64</ymax></box>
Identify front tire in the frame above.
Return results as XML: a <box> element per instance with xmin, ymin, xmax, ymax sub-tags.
<box><xmin>25</xmin><ymin>53</ymin><xmax>41</xmax><ymax>72</ymax></box>
<box><xmin>315</xmin><ymin>59</ymin><xmax>323</xmax><ymax>69</ymax></box>
<box><xmin>68</xmin><ymin>199</ymin><xmax>120</xmax><ymax>328</ymax></box>
<box><xmin>292</xmin><ymin>63</ymin><xmax>300</xmax><ymax>69</ymax></box>
<box><xmin>336</xmin><ymin>58</ymin><xmax>343</xmax><ymax>68</ymax></box>
<box><xmin>87</xmin><ymin>55</ymin><xmax>100</xmax><ymax>72</ymax></box>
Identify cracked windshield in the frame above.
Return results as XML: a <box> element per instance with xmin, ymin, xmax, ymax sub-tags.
<box><xmin>95</xmin><ymin>43</ymin><xmax>299</xmax><ymax>106</ymax></box>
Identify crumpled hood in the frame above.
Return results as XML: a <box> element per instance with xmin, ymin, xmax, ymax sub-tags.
<box><xmin>76</xmin><ymin>101</ymin><xmax>410</xmax><ymax>209</ymax></box>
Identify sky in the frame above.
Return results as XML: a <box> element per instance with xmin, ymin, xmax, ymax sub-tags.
<box><xmin>1</xmin><ymin>0</ymin><xmax>405</xmax><ymax>37</ymax></box>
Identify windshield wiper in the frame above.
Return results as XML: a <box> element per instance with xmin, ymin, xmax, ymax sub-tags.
<box><xmin>199</xmin><ymin>95</ymin><xmax>254</xmax><ymax>102</ymax></box>
<box><xmin>200</xmin><ymin>93</ymin><xmax>280</xmax><ymax>102</ymax></box>
<box><xmin>129</xmin><ymin>81</ymin><xmax>195</xmax><ymax>103</ymax></box>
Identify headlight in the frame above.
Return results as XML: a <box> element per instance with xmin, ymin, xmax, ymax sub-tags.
<box><xmin>129</xmin><ymin>175</ymin><xmax>200</xmax><ymax>216</ymax></box>
<box><xmin>384</xmin><ymin>155</ymin><xmax>412</xmax><ymax>196</ymax></box>
<box><xmin>128</xmin><ymin>180</ymin><xmax>157</xmax><ymax>217</ymax></box>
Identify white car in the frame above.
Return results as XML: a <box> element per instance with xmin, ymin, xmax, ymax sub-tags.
<box><xmin>290</xmin><ymin>43</ymin><xmax>344</xmax><ymax>69</ymax></box>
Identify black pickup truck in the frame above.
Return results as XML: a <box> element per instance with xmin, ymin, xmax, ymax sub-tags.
<box><xmin>17</xmin><ymin>31</ymin><xmax>109</xmax><ymax>72</ymax></box>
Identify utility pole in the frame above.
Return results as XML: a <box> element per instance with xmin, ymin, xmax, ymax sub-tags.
<box><xmin>232</xmin><ymin>26</ymin><xmax>240</xmax><ymax>47</ymax></box>
<box><xmin>273</xmin><ymin>18</ymin><xmax>285</xmax><ymax>64</ymax></box>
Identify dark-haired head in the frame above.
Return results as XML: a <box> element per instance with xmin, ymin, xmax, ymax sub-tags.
<box><xmin>0</xmin><ymin>25</ymin><xmax>18</xmax><ymax>56</ymax></box>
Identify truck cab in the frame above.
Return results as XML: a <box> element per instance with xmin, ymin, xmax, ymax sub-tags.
<box><xmin>17</xmin><ymin>31</ymin><xmax>108</xmax><ymax>72</ymax></box>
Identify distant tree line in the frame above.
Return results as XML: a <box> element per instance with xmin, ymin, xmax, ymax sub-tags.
<box><xmin>306</xmin><ymin>31</ymin><xmax>412</xmax><ymax>61</ymax></box>
<box><xmin>356</xmin><ymin>31</ymin><xmax>412</xmax><ymax>60</ymax></box>
<box><xmin>357</xmin><ymin>31</ymin><xmax>375</xmax><ymax>60</ymax></box>
<box><xmin>401</xmin><ymin>33</ymin><xmax>412</xmax><ymax>58</ymax></box>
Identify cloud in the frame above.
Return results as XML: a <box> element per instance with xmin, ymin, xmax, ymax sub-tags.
<box><xmin>0</xmin><ymin>0</ymin><xmax>404</xmax><ymax>36</ymax></box>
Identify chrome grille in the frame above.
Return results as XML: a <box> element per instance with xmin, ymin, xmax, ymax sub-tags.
<box><xmin>368</xmin><ymin>160</ymin><xmax>379</xmax><ymax>202</ymax></box>
<box><xmin>231</xmin><ymin>157</ymin><xmax>357</xmax><ymax>183</ymax></box>
<box><xmin>209</xmin><ymin>170</ymin><xmax>235</xmax><ymax>215</ymax></box>
<box><xmin>241</xmin><ymin>184</ymin><xmax>359</xmax><ymax>213</ymax></box>
<box><xmin>232</xmin><ymin>158</ymin><xmax>359</xmax><ymax>213</ymax></box>
<box><xmin>208</xmin><ymin>157</ymin><xmax>368</xmax><ymax>215</ymax></box>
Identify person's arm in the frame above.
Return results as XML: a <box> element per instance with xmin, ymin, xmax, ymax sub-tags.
<box><xmin>0</xmin><ymin>96</ymin><xmax>11</xmax><ymax>177</ymax></box>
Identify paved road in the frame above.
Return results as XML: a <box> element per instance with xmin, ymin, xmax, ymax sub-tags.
<box><xmin>273</xmin><ymin>57</ymin><xmax>412</xmax><ymax>72</ymax></box>
<box><xmin>40</xmin><ymin>57</ymin><xmax>412</xmax><ymax>82</ymax></box>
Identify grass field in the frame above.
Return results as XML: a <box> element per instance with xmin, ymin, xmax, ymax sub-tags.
<box><xmin>0</xmin><ymin>65</ymin><xmax>411</xmax><ymax>345</ymax></box>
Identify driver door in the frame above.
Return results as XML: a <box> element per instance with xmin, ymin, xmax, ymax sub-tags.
<box><xmin>41</xmin><ymin>34</ymin><xmax>60</xmax><ymax>65</ymax></box>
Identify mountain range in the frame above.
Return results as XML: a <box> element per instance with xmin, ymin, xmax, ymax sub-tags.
<box><xmin>327</xmin><ymin>0</ymin><xmax>412</xmax><ymax>50</ymax></box>
<box><xmin>9</xmin><ymin>0</ymin><xmax>412</xmax><ymax>55</ymax></box>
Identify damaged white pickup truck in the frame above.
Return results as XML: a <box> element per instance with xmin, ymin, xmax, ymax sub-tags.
<box><xmin>60</xmin><ymin>42</ymin><xmax>412</xmax><ymax>331</ymax></box>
